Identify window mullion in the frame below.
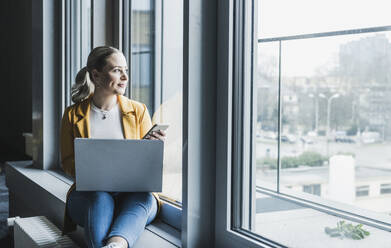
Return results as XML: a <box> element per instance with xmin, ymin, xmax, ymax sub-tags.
<box><xmin>276</xmin><ymin>40</ymin><xmax>282</xmax><ymax>193</ymax></box>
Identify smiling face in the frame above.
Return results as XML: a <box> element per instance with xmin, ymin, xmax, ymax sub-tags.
<box><xmin>92</xmin><ymin>52</ymin><xmax>129</xmax><ymax>96</ymax></box>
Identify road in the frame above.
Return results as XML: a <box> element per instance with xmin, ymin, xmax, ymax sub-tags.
<box><xmin>256</xmin><ymin>137</ymin><xmax>391</xmax><ymax>168</ymax></box>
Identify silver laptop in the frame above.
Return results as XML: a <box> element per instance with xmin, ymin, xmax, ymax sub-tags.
<box><xmin>74</xmin><ymin>138</ymin><xmax>163</xmax><ymax>192</ymax></box>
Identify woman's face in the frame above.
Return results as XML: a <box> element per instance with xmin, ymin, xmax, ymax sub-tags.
<box><xmin>93</xmin><ymin>52</ymin><xmax>128</xmax><ymax>96</ymax></box>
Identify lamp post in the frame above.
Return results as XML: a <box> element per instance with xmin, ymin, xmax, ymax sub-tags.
<box><xmin>319</xmin><ymin>93</ymin><xmax>340</xmax><ymax>156</ymax></box>
<box><xmin>309</xmin><ymin>93</ymin><xmax>320</xmax><ymax>132</ymax></box>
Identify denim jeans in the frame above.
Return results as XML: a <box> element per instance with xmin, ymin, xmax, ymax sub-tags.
<box><xmin>66</xmin><ymin>191</ymin><xmax>157</xmax><ymax>248</ymax></box>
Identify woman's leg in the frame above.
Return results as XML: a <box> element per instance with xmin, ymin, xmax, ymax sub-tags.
<box><xmin>67</xmin><ymin>191</ymin><xmax>115</xmax><ymax>248</ymax></box>
<box><xmin>106</xmin><ymin>192</ymin><xmax>158</xmax><ymax>248</ymax></box>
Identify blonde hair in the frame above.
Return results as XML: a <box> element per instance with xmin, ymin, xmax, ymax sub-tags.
<box><xmin>71</xmin><ymin>46</ymin><xmax>121</xmax><ymax>103</ymax></box>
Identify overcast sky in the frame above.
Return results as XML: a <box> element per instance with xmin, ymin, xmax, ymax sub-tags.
<box><xmin>257</xmin><ymin>0</ymin><xmax>391</xmax><ymax>77</ymax></box>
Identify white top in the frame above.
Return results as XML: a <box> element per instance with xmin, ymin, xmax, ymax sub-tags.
<box><xmin>90</xmin><ymin>102</ymin><xmax>124</xmax><ymax>139</ymax></box>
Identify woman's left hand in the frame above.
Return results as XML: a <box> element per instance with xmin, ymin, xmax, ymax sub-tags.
<box><xmin>145</xmin><ymin>130</ymin><xmax>166</xmax><ymax>141</ymax></box>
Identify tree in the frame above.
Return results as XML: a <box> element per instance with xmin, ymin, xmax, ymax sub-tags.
<box><xmin>337</xmin><ymin>34</ymin><xmax>391</xmax><ymax>139</ymax></box>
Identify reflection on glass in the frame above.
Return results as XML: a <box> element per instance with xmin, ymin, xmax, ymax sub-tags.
<box><xmin>67</xmin><ymin>0</ymin><xmax>92</xmax><ymax>107</ymax></box>
<box><xmin>130</xmin><ymin>0</ymin><xmax>183</xmax><ymax>202</ymax></box>
<box><xmin>131</xmin><ymin>0</ymin><xmax>154</xmax><ymax>112</ymax></box>
<box><xmin>152</xmin><ymin>92</ymin><xmax>182</xmax><ymax>202</ymax></box>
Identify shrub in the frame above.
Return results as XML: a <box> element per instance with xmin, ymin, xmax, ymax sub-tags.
<box><xmin>257</xmin><ymin>151</ymin><xmax>328</xmax><ymax>169</ymax></box>
<box><xmin>298</xmin><ymin>151</ymin><xmax>326</xmax><ymax>167</ymax></box>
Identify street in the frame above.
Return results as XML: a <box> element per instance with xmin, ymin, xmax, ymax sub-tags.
<box><xmin>256</xmin><ymin>137</ymin><xmax>391</xmax><ymax>169</ymax></box>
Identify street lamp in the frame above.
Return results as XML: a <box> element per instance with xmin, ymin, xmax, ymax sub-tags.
<box><xmin>319</xmin><ymin>93</ymin><xmax>340</xmax><ymax>156</ymax></box>
<box><xmin>308</xmin><ymin>93</ymin><xmax>320</xmax><ymax>132</ymax></box>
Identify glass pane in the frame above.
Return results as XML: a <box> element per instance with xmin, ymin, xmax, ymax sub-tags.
<box><xmin>131</xmin><ymin>0</ymin><xmax>183</xmax><ymax>203</ymax></box>
<box><xmin>256</xmin><ymin>42</ymin><xmax>279</xmax><ymax>190</ymax></box>
<box><xmin>253</xmin><ymin>30</ymin><xmax>391</xmax><ymax>246</ymax></box>
<box><xmin>67</xmin><ymin>0</ymin><xmax>92</xmax><ymax>107</ymax></box>
<box><xmin>250</xmin><ymin>0</ymin><xmax>391</xmax><ymax>244</ymax></box>
<box><xmin>279</xmin><ymin>32</ymin><xmax>391</xmax><ymax>215</ymax></box>
<box><xmin>131</xmin><ymin>0</ymin><xmax>155</xmax><ymax>112</ymax></box>
<box><xmin>152</xmin><ymin>75</ymin><xmax>183</xmax><ymax>203</ymax></box>
<box><xmin>151</xmin><ymin>0</ymin><xmax>183</xmax><ymax>203</ymax></box>
<box><xmin>258</xmin><ymin>0</ymin><xmax>391</xmax><ymax>39</ymax></box>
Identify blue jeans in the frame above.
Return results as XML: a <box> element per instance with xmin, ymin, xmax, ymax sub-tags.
<box><xmin>66</xmin><ymin>191</ymin><xmax>158</xmax><ymax>248</ymax></box>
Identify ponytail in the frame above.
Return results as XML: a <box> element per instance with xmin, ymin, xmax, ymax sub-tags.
<box><xmin>71</xmin><ymin>46</ymin><xmax>121</xmax><ymax>103</ymax></box>
<box><xmin>71</xmin><ymin>67</ymin><xmax>95</xmax><ymax>103</ymax></box>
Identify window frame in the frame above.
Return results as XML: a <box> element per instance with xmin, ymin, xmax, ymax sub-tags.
<box><xmin>215</xmin><ymin>0</ymin><xmax>280</xmax><ymax>247</ymax></box>
<box><xmin>216</xmin><ymin>0</ymin><xmax>391</xmax><ymax>247</ymax></box>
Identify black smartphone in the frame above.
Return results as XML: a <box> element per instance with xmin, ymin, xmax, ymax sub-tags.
<box><xmin>142</xmin><ymin>124</ymin><xmax>169</xmax><ymax>139</ymax></box>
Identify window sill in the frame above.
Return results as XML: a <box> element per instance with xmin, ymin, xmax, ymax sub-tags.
<box><xmin>257</xmin><ymin>186</ymin><xmax>391</xmax><ymax>229</ymax></box>
<box><xmin>253</xmin><ymin>205</ymin><xmax>391</xmax><ymax>247</ymax></box>
<box><xmin>253</xmin><ymin>189</ymin><xmax>391</xmax><ymax>247</ymax></box>
<box><xmin>5</xmin><ymin>161</ymin><xmax>181</xmax><ymax>248</ymax></box>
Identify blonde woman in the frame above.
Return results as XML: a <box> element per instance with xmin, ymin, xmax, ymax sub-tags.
<box><xmin>60</xmin><ymin>46</ymin><xmax>165</xmax><ymax>248</ymax></box>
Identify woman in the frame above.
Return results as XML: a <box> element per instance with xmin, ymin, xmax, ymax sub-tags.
<box><xmin>60</xmin><ymin>46</ymin><xmax>165</xmax><ymax>248</ymax></box>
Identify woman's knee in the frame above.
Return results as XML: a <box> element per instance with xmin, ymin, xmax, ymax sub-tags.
<box><xmin>87</xmin><ymin>191</ymin><xmax>114</xmax><ymax>205</ymax></box>
<box><xmin>131</xmin><ymin>192</ymin><xmax>155</xmax><ymax>206</ymax></box>
<box><xmin>69</xmin><ymin>191</ymin><xmax>115</xmax><ymax>213</ymax></box>
<box><xmin>120</xmin><ymin>192</ymin><xmax>156</xmax><ymax>211</ymax></box>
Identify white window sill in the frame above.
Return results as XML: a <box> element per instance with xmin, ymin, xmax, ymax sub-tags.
<box><xmin>253</xmin><ymin>190</ymin><xmax>391</xmax><ymax>248</ymax></box>
<box><xmin>5</xmin><ymin>161</ymin><xmax>181</xmax><ymax>248</ymax></box>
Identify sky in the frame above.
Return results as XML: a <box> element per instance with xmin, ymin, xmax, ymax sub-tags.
<box><xmin>257</xmin><ymin>0</ymin><xmax>391</xmax><ymax>77</ymax></box>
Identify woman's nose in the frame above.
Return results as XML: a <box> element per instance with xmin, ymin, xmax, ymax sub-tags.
<box><xmin>121</xmin><ymin>71</ymin><xmax>128</xmax><ymax>81</ymax></box>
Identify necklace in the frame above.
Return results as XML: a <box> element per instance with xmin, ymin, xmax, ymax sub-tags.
<box><xmin>91</xmin><ymin>102</ymin><xmax>110</xmax><ymax>120</ymax></box>
<box><xmin>101</xmin><ymin>110</ymin><xmax>109</xmax><ymax>120</ymax></box>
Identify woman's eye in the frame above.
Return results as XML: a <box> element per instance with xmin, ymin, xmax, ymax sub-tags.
<box><xmin>113</xmin><ymin>69</ymin><xmax>120</xmax><ymax>72</ymax></box>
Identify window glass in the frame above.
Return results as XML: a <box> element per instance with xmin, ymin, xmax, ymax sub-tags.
<box><xmin>303</xmin><ymin>184</ymin><xmax>321</xmax><ymax>196</ymax></box>
<box><xmin>380</xmin><ymin>184</ymin><xmax>391</xmax><ymax>194</ymax></box>
<box><xmin>256</xmin><ymin>42</ymin><xmax>279</xmax><ymax>190</ymax></box>
<box><xmin>151</xmin><ymin>0</ymin><xmax>183</xmax><ymax>203</ymax></box>
<box><xmin>130</xmin><ymin>0</ymin><xmax>155</xmax><ymax>112</ymax></box>
<box><xmin>356</xmin><ymin>186</ymin><xmax>369</xmax><ymax>197</ymax></box>
<box><xmin>130</xmin><ymin>0</ymin><xmax>183</xmax><ymax>203</ymax></box>
<box><xmin>259</xmin><ymin>32</ymin><xmax>391</xmax><ymax>213</ymax></box>
<box><xmin>241</xmin><ymin>0</ymin><xmax>391</xmax><ymax>246</ymax></box>
<box><xmin>152</xmin><ymin>79</ymin><xmax>182</xmax><ymax>203</ymax></box>
<box><xmin>64</xmin><ymin>0</ymin><xmax>92</xmax><ymax>108</ymax></box>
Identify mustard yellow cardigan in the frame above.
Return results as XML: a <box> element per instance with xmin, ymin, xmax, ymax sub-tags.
<box><xmin>60</xmin><ymin>94</ymin><xmax>160</xmax><ymax>235</ymax></box>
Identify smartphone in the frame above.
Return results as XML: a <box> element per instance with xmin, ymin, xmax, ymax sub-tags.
<box><xmin>142</xmin><ymin>124</ymin><xmax>169</xmax><ymax>139</ymax></box>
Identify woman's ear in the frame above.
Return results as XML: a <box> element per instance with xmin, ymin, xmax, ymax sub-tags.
<box><xmin>91</xmin><ymin>69</ymin><xmax>99</xmax><ymax>83</ymax></box>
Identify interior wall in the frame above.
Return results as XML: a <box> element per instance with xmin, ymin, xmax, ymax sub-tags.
<box><xmin>0</xmin><ymin>0</ymin><xmax>32</xmax><ymax>162</ymax></box>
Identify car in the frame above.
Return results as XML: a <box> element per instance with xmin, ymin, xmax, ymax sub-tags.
<box><xmin>263</xmin><ymin>131</ymin><xmax>277</xmax><ymax>140</ymax></box>
<box><xmin>281</xmin><ymin>134</ymin><xmax>296</xmax><ymax>143</ymax></box>
<box><xmin>334</xmin><ymin>131</ymin><xmax>355</xmax><ymax>143</ymax></box>
<box><xmin>300</xmin><ymin>136</ymin><xmax>314</xmax><ymax>144</ymax></box>
<box><xmin>361</xmin><ymin>131</ymin><xmax>380</xmax><ymax>144</ymax></box>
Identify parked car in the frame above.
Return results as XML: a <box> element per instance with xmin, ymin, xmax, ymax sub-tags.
<box><xmin>300</xmin><ymin>136</ymin><xmax>314</xmax><ymax>144</ymax></box>
<box><xmin>263</xmin><ymin>131</ymin><xmax>277</xmax><ymax>140</ymax></box>
<box><xmin>361</xmin><ymin>131</ymin><xmax>380</xmax><ymax>144</ymax></box>
<box><xmin>334</xmin><ymin>131</ymin><xmax>355</xmax><ymax>143</ymax></box>
<box><xmin>281</xmin><ymin>134</ymin><xmax>296</xmax><ymax>144</ymax></box>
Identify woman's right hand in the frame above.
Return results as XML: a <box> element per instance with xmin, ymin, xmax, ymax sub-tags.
<box><xmin>145</xmin><ymin>130</ymin><xmax>166</xmax><ymax>141</ymax></box>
